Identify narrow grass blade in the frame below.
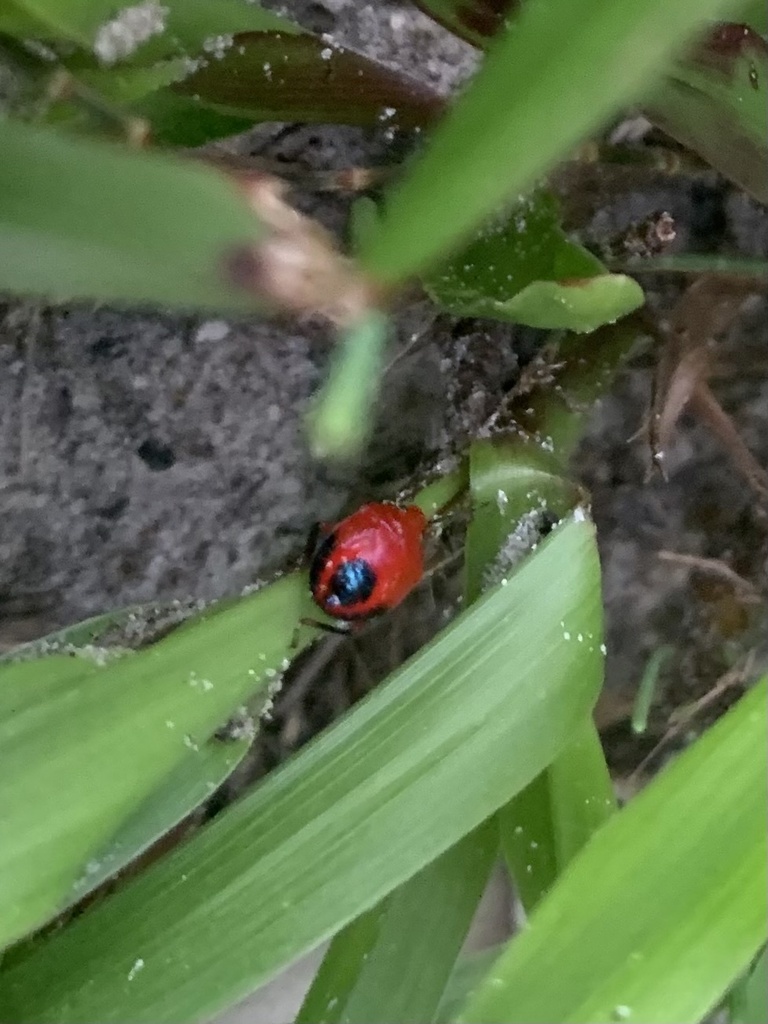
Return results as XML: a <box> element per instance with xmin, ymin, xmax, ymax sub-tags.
<box><xmin>464</xmin><ymin>440</ymin><xmax>614</xmax><ymax>912</ymax></box>
<box><xmin>0</xmin><ymin>517</ymin><xmax>603</xmax><ymax>1023</ymax></box>
<box><xmin>498</xmin><ymin>719</ymin><xmax>616</xmax><ymax>911</ymax></box>
<box><xmin>631</xmin><ymin>645</ymin><xmax>673</xmax><ymax>735</ymax></box>
<box><xmin>297</xmin><ymin>822</ymin><xmax>497</xmax><ymax>1024</ymax></box>
<box><xmin>458</xmin><ymin>679</ymin><xmax>768</xmax><ymax>1024</ymax></box>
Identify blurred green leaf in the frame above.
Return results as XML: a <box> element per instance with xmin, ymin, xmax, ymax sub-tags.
<box><xmin>0</xmin><ymin>118</ymin><xmax>272</xmax><ymax>310</ymax></box>
<box><xmin>297</xmin><ymin>823</ymin><xmax>497</xmax><ymax>1024</ymax></box>
<box><xmin>173</xmin><ymin>32</ymin><xmax>444</xmax><ymax>130</ymax></box>
<box><xmin>459</xmin><ymin>678</ymin><xmax>768</xmax><ymax>1024</ymax></box>
<box><xmin>308</xmin><ymin>311</ymin><xmax>389</xmax><ymax>461</ymax></box>
<box><xmin>647</xmin><ymin>24</ymin><xmax>768</xmax><ymax>203</ymax></box>
<box><xmin>360</xmin><ymin>0</ymin><xmax>743</xmax><ymax>284</ymax></box>
<box><xmin>0</xmin><ymin>5</ymin><xmax>46</xmax><ymax>35</ymax></box>
<box><xmin>0</xmin><ymin>573</ymin><xmax>299</xmax><ymax>949</ymax></box>
<box><xmin>0</xmin><ymin>517</ymin><xmax>603</xmax><ymax>1023</ymax></box>
<box><xmin>424</xmin><ymin>192</ymin><xmax>643</xmax><ymax>332</ymax></box>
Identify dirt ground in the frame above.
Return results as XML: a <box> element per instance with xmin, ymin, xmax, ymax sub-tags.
<box><xmin>0</xmin><ymin>4</ymin><xmax>766</xmax><ymax>1018</ymax></box>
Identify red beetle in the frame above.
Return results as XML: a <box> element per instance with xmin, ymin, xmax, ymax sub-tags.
<box><xmin>309</xmin><ymin>502</ymin><xmax>427</xmax><ymax>621</ymax></box>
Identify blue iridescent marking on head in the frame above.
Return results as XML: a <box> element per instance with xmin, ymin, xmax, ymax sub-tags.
<box><xmin>329</xmin><ymin>558</ymin><xmax>376</xmax><ymax>607</ymax></box>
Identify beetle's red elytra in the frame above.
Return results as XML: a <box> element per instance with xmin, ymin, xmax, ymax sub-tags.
<box><xmin>308</xmin><ymin>502</ymin><xmax>427</xmax><ymax>621</ymax></box>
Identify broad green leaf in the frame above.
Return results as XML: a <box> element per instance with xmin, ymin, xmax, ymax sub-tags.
<box><xmin>173</xmin><ymin>32</ymin><xmax>444</xmax><ymax>130</ymax></box>
<box><xmin>360</xmin><ymin>0</ymin><xmax>743</xmax><ymax>284</ymax></box>
<box><xmin>458</xmin><ymin>678</ymin><xmax>768</xmax><ymax>1024</ymax></box>
<box><xmin>498</xmin><ymin>719</ymin><xmax>615</xmax><ymax>911</ymax></box>
<box><xmin>504</xmin><ymin>276</ymin><xmax>644</xmax><ymax>333</ymax></box>
<box><xmin>0</xmin><ymin>573</ymin><xmax>300</xmax><ymax>949</ymax></box>
<box><xmin>424</xmin><ymin>193</ymin><xmax>643</xmax><ymax>333</ymax></box>
<box><xmin>0</xmin><ymin>517</ymin><xmax>603</xmax><ymax>1023</ymax></box>
<box><xmin>298</xmin><ymin>822</ymin><xmax>497</xmax><ymax>1024</ymax></box>
<box><xmin>161</xmin><ymin>1</ymin><xmax>298</xmax><ymax>55</ymax></box>
<box><xmin>646</xmin><ymin>24</ymin><xmax>768</xmax><ymax>204</ymax></box>
<box><xmin>0</xmin><ymin>118</ymin><xmax>273</xmax><ymax>311</ymax></box>
<box><xmin>65</xmin><ymin>733</ymin><xmax>251</xmax><ymax>910</ymax></box>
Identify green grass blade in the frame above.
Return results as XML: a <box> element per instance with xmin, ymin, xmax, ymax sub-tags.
<box><xmin>498</xmin><ymin>718</ymin><xmax>615</xmax><ymax>911</ymax></box>
<box><xmin>0</xmin><ymin>118</ymin><xmax>268</xmax><ymax>311</ymax></box>
<box><xmin>360</xmin><ymin>0</ymin><xmax>742</xmax><ymax>284</ymax></box>
<box><xmin>435</xmin><ymin>947</ymin><xmax>504</xmax><ymax>1023</ymax></box>
<box><xmin>0</xmin><ymin>517</ymin><xmax>603</xmax><ymax>1023</ymax></box>
<box><xmin>458</xmin><ymin>678</ymin><xmax>768</xmax><ymax>1024</ymax></box>
<box><xmin>464</xmin><ymin>439</ymin><xmax>614</xmax><ymax>912</ymax></box>
<box><xmin>631</xmin><ymin>645</ymin><xmax>673</xmax><ymax>735</ymax></box>
<box><xmin>0</xmin><ymin>574</ymin><xmax>299</xmax><ymax>949</ymax></box>
<box><xmin>297</xmin><ymin>822</ymin><xmax>497</xmax><ymax>1024</ymax></box>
